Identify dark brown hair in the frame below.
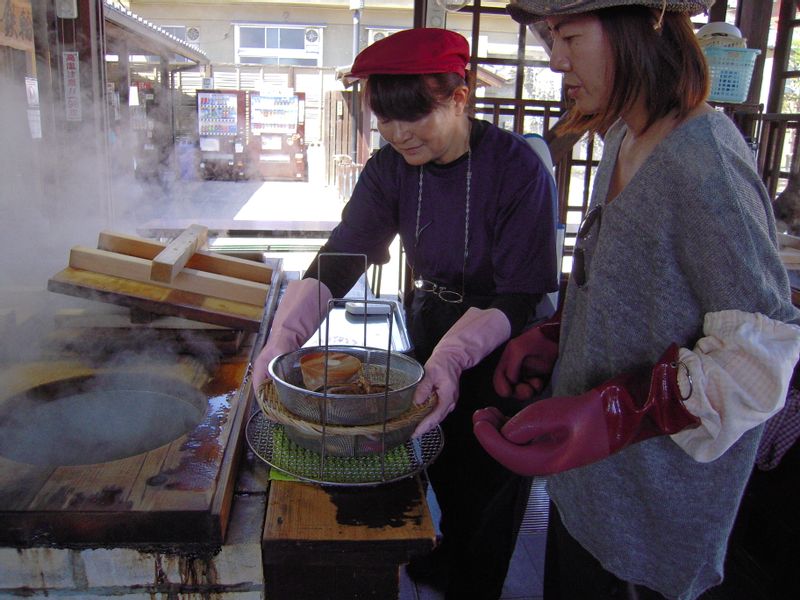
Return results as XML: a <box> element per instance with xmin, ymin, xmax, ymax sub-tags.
<box><xmin>366</xmin><ymin>73</ymin><xmax>467</xmax><ymax>121</ymax></box>
<box><xmin>557</xmin><ymin>7</ymin><xmax>709</xmax><ymax>136</ymax></box>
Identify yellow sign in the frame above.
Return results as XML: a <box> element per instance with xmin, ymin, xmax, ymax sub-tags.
<box><xmin>0</xmin><ymin>0</ymin><xmax>34</xmax><ymax>52</ymax></box>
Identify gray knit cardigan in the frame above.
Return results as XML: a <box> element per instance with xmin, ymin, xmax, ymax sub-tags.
<box><xmin>548</xmin><ymin>111</ymin><xmax>799</xmax><ymax>600</ymax></box>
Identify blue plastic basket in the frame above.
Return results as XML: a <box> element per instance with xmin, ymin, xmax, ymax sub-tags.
<box><xmin>704</xmin><ymin>46</ymin><xmax>761</xmax><ymax>104</ymax></box>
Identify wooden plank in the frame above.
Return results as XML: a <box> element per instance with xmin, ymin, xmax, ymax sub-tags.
<box><xmin>130</xmin><ymin>361</ymin><xmax>245</xmax><ymax>512</ymax></box>
<box><xmin>779</xmin><ymin>247</ymin><xmax>800</xmax><ymax>268</ymax></box>
<box><xmin>30</xmin><ymin>454</ymin><xmax>147</xmax><ymax>511</ymax></box>
<box><xmin>128</xmin><ymin>436</ymin><xmax>216</xmax><ymax>513</ymax></box>
<box><xmin>263</xmin><ymin>477</ymin><xmax>435</xmax><ymax>548</ymax></box>
<box><xmin>69</xmin><ymin>246</ymin><xmax>268</xmax><ymax>306</ymax></box>
<box><xmin>98</xmin><ymin>230</ymin><xmax>273</xmax><ymax>284</ymax></box>
<box><xmin>208</xmin><ymin>362</ymin><xmax>251</xmax><ymax>540</ymax></box>
<box><xmin>150</xmin><ymin>224</ymin><xmax>208</xmax><ymax>284</ymax></box>
<box><xmin>262</xmin><ymin>477</ymin><xmax>435</xmax><ymax>600</ymax></box>
<box><xmin>0</xmin><ymin>456</ymin><xmax>53</xmax><ymax>510</ymax></box>
<box><xmin>779</xmin><ymin>232</ymin><xmax>800</xmax><ymax>251</ymax></box>
<box><xmin>47</xmin><ymin>268</ymin><xmax>263</xmax><ymax>332</ymax></box>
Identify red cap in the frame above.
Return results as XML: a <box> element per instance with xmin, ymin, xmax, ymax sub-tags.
<box><xmin>348</xmin><ymin>28</ymin><xmax>470</xmax><ymax>79</ymax></box>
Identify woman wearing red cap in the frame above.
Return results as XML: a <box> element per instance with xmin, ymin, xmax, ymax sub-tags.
<box><xmin>472</xmin><ymin>1</ymin><xmax>800</xmax><ymax>598</ymax></box>
<box><xmin>251</xmin><ymin>27</ymin><xmax>559</xmax><ymax>599</ymax></box>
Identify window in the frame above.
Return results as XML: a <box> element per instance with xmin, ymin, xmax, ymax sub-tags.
<box><xmin>240</xmin><ymin>28</ymin><xmax>265</xmax><ymax>49</ymax></box>
<box><xmin>235</xmin><ymin>25</ymin><xmax>323</xmax><ymax>67</ymax></box>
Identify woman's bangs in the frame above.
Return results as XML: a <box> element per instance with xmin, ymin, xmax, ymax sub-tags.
<box><xmin>368</xmin><ymin>75</ymin><xmax>435</xmax><ymax>121</ymax></box>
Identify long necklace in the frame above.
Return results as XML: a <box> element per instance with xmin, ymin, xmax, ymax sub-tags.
<box><xmin>412</xmin><ymin>149</ymin><xmax>471</xmax><ymax>303</ymax></box>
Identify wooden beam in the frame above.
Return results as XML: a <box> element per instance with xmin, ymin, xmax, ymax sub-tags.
<box><xmin>767</xmin><ymin>0</ymin><xmax>795</xmax><ymax>113</ymax></box>
<box><xmin>736</xmin><ymin>0</ymin><xmax>773</xmax><ymax>106</ymax></box>
<box><xmin>69</xmin><ymin>246</ymin><xmax>268</xmax><ymax>306</ymax></box>
<box><xmin>97</xmin><ymin>231</ymin><xmax>273</xmax><ymax>284</ymax></box>
<box><xmin>708</xmin><ymin>0</ymin><xmax>729</xmax><ymax>23</ymax></box>
<box><xmin>150</xmin><ymin>224</ymin><xmax>208</xmax><ymax>284</ymax></box>
<box><xmin>779</xmin><ymin>247</ymin><xmax>800</xmax><ymax>267</ymax></box>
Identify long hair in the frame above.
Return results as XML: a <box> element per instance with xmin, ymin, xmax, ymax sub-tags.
<box><xmin>557</xmin><ymin>7</ymin><xmax>709</xmax><ymax>136</ymax></box>
<box><xmin>366</xmin><ymin>72</ymin><xmax>467</xmax><ymax>121</ymax></box>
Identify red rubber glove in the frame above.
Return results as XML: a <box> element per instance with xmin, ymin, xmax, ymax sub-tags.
<box><xmin>493</xmin><ymin>309</ymin><xmax>561</xmax><ymax>400</ymax></box>
<box><xmin>474</xmin><ymin>344</ymin><xmax>700</xmax><ymax>476</ymax></box>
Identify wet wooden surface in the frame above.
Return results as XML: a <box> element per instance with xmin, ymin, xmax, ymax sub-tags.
<box><xmin>0</xmin><ymin>356</ymin><xmax>253</xmax><ymax>546</ymax></box>
<box><xmin>263</xmin><ymin>477</ymin><xmax>436</xmax><ymax>599</ymax></box>
<box><xmin>0</xmin><ymin>257</ymin><xmax>280</xmax><ymax>546</ymax></box>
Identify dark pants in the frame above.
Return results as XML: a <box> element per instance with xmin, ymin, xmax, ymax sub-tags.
<box><xmin>407</xmin><ymin>291</ymin><xmax>531</xmax><ymax>599</ymax></box>
<box><xmin>426</xmin><ymin>352</ymin><xmax>532</xmax><ymax>600</ymax></box>
<box><xmin>544</xmin><ymin>502</ymin><xmax>668</xmax><ymax>600</ymax></box>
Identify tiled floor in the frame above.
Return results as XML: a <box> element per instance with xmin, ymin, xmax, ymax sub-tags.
<box><xmin>398</xmin><ymin>532</ymin><xmax>546</xmax><ymax>600</ymax></box>
<box><xmin>398</xmin><ymin>485</ymin><xmax>546</xmax><ymax>600</ymax></box>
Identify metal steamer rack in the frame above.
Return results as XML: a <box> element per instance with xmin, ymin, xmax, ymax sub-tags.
<box><xmin>246</xmin><ymin>253</ymin><xmax>444</xmax><ymax>486</ymax></box>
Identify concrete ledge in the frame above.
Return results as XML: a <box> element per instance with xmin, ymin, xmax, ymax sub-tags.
<box><xmin>0</xmin><ymin>547</ymin><xmax>74</xmax><ymax>589</ymax></box>
<box><xmin>0</xmin><ymin>494</ymin><xmax>266</xmax><ymax>596</ymax></box>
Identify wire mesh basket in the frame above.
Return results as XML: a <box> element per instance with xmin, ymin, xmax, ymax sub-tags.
<box><xmin>268</xmin><ymin>345</ymin><xmax>424</xmax><ymax>425</ymax></box>
<box><xmin>256</xmin><ymin>379</ymin><xmax>434</xmax><ymax>456</ymax></box>
<box><xmin>704</xmin><ymin>46</ymin><xmax>760</xmax><ymax>104</ymax></box>
<box><xmin>249</xmin><ymin>253</ymin><xmax>444</xmax><ymax>485</ymax></box>
<box><xmin>246</xmin><ymin>408</ymin><xmax>444</xmax><ymax>486</ymax></box>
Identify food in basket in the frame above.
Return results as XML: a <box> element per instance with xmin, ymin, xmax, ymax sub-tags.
<box><xmin>269</xmin><ymin>346</ymin><xmax>424</xmax><ymax>425</ymax></box>
<box><xmin>299</xmin><ymin>350</ymin><xmax>362</xmax><ymax>391</ymax></box>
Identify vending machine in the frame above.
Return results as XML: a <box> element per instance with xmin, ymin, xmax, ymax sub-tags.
<box><xmin>248</xmin><ymin>92</ymin><xmax>308</xmax><ymax>181</ymax></box>
<box><xmin>197</xmin><ymin>89</ymin><xmax>249</xmax><ymax>180</ymax></box>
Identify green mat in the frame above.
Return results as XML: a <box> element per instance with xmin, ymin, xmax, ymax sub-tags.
<box><xmin>269</xmin><ymin>425</ymin><xmax>413</xmax><ymax>484</ymax></box>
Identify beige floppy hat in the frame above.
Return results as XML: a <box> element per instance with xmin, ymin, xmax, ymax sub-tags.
<box><xmin>507</xmin><ymin>0</ymin><xmax>714</xmax><ymax>23</ymax></box>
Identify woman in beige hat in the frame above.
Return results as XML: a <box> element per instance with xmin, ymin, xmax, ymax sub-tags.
<box><xmin>474</xmin><ymin>2</ymin><xmax>800</xmax><ymax>599</ymax></box>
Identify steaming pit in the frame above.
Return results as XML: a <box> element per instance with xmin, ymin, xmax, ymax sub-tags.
<box><xmin>0</xmin><ymin>372</ymin><xmax>207</xmax><ymax>467</ymax></box>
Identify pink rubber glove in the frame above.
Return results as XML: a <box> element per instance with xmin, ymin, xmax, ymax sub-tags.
<box><xmin>251</xmin><ymin>278</ymin><xmax>332</xmax><ymax>388</ymax></box>
<box><xmin>412</xmin><ymin>307</ymin><xmax>511</xmax><ymax>437</ymax></box>
<box><xmin>493</xmin><ymin>309</ymin><xmax>561</xmax><ymax>400</ymax></box>
<box><xmin>474</xmin><ymin>344</ymin><xmax>700</xmax><ymax>475</ymax></box>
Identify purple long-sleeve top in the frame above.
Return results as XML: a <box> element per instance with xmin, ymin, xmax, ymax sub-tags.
<box><xmin>309</xmin><ymin>119</ymin><xmax>558</xmax><ymax>336</ymax></box>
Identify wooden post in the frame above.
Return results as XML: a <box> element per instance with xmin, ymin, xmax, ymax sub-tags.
<box><xmin>263</xmin><ymin>478</ymin><xmax>436</xmax><ymax>600</ymax></box>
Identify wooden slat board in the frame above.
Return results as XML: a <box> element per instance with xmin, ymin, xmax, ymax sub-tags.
<box><xmin>47</xmin><ymin>232</ymin><xmax>280</xmax><ymax>331</ymax></box>
<box><xmin>48</xmin><ymin>267</ymin><xmax>265</xmax><ymax>332</ymax></box>
<box><xmin>69</xmin><ymin>246</ymin><xmax>268</xmax><ymax>306</ymax></box>
<box><xmin>98</xmin><ymin>231</ymin><xmax>273</xmax><ymax>284</ymax></box>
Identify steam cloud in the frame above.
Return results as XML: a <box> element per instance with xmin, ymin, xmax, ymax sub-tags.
<box><xmin>0</xmin><ymin>74</ymin><xmax>224</xmax><ymax>466</ymax></box>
